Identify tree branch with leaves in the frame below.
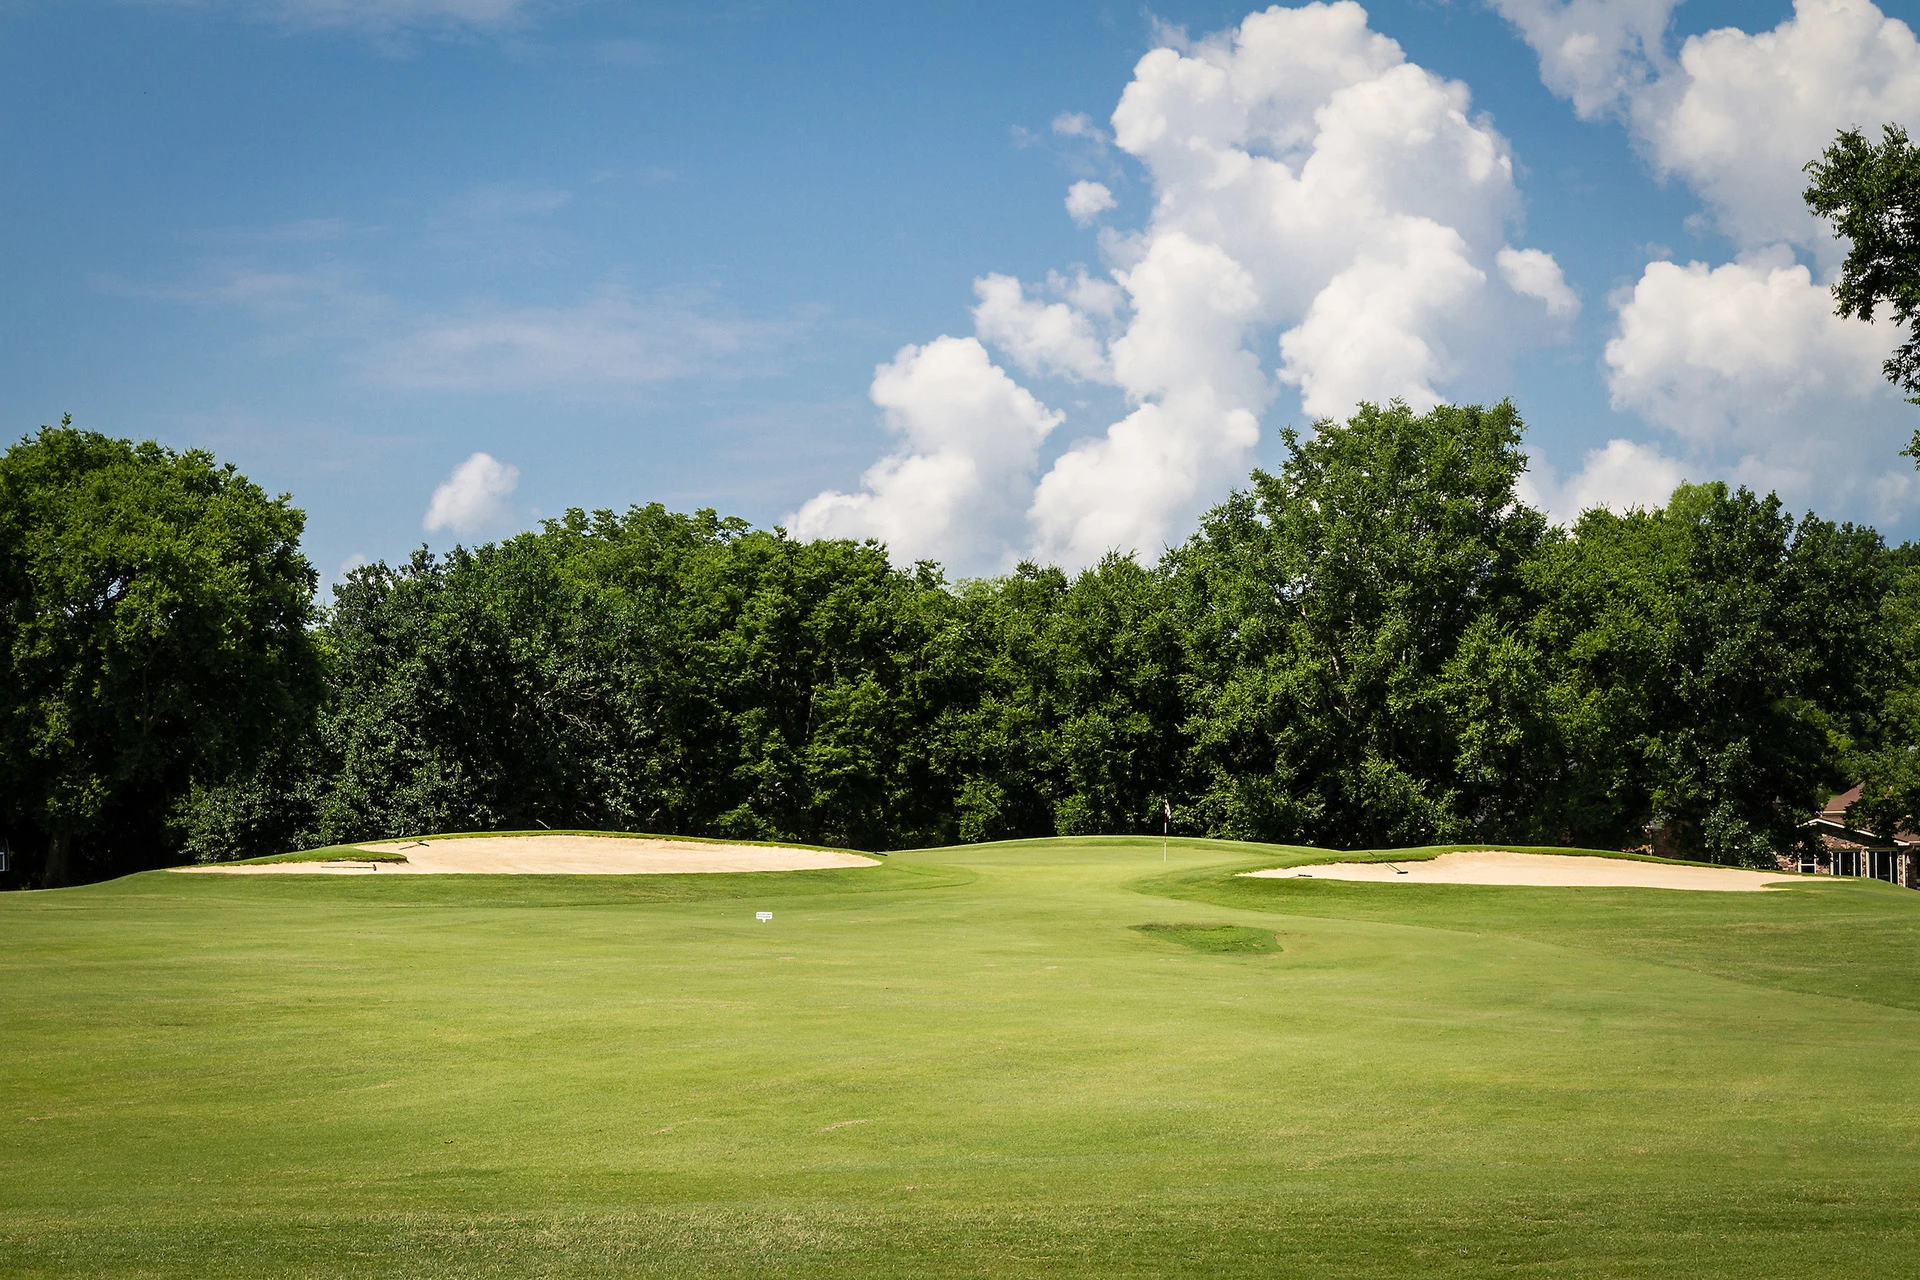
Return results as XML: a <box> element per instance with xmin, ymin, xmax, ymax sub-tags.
<box><xmin>1804</xmin><ymin>124</ymin><xmax>1920</xmax><ymax>442</ymax></box>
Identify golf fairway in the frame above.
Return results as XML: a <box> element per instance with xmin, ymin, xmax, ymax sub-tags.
<box><xmin>4</xmin><ymin>837</ymin><xmax>1919</xmax><ymax>1278</ymax></box>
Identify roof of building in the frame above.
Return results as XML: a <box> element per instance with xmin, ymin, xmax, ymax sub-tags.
<box><xmin>1822</xmin><ymin>784</ymin><xmax>1864</xmax><ymax>822</ymax></box>
<box><xmin>1807</xmin><ymin>783</ymin><xmax>1919</xmax><ymax>845</ymax></box>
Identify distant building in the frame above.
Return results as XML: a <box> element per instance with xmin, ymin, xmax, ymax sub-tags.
<box><xmin>1793</xmin><ymin>784</ymin><xmax>1919</xmax><ymax>887</ymax></box>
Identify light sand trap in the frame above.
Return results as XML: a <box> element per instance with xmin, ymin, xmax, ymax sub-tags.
<box><xmin>1242</xmin><ymin>849</ymin><xmax>1804</xmax><ymax>892</ymax></box>
<box><xmin>175</xmin><ymin>834</ymin><xmax>881</xmax><ymax>876</ymax></box>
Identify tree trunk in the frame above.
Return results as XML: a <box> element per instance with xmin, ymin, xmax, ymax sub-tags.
<box><xmin>41</xmin><ymin>829</ymin><xmax>73</xmax><ymax>889</ymax></box>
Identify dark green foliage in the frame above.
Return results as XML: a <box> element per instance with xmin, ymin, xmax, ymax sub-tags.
<box><xmin>1844</xmin><ymin>562</ymin><xmax>1920</xmax><ymax>842</ymax></box>
<box><xmin>927</xmin><ymin>555</ymin><xmax>1186</xmax><ymax>842</ymax></box>
<box><xmin>1531</xmin><ymin>484</ymin><xmax>1886</xmax><ymax>864</ymax></box>
<box><xmin>0</xmin><ymin>420</ymin><xmax>321</xmax><ymax>885</ymax></box>
<box><xmin>10</xmin><ymin>402</ymin><xmax>1910</xmax><ymax>882</ymax></box>
<box><xmin>304</xmin><ymin>507</ymin><xmax>959</xmax><ymax>852</ymax></box>
<box><xmin>1170</xmin><ymin>401</ymin><xmax>1550</xmax><ymax>847</ymax></box>
<box><xmin>1804</xmin><ymin>124</ymin><xmax>1920</xmax><ymax>405</ymax></box>
<box><xmin>251</xmin><ymin>518</ymin><xmax>1198</xmax><ymax>862</ymax></box>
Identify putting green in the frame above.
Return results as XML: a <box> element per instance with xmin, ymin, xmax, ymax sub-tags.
<box><xmin>4</xmin><ymin>837</ymin><xmax>1919</xmax><ymax>1278</ymax></box>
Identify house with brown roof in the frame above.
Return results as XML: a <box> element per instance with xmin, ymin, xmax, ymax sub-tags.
<box><xmin>1794</xmin><ymin>784</ymin><xmax>1919</xmax><ymax>887</ymax></box>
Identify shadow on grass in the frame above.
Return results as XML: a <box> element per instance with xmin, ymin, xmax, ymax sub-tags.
<box><xmin>1132</xmin><ymin>922</ymin><xmax>1281</xmax><ymax>954</ymax></box>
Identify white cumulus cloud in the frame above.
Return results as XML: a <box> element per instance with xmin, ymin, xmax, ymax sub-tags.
<box><xmin>1497</xmin><ymin>246</ymin><xmax>1580</xmax><ymax>319</ymax></box>
<box><xmin>1494</xmin><ymin>0</ymin><xmax>1920</xmax><ymax>522</ymax></box>
<box><xmin>424</xmin><ymin>452</ymin><xmax>520</xmax><ymax>535</ymax></box>
<box><xmin>1065</xmin><ymin>181</ymin><xmax>1118</xmax><ymax>225</ymax></box>
<box><xmin>1494</xmin><ymin>0</ymin><xmax>1920</xmax><ymax>254</ymax></box>
<box><xmin>1485</xmin><ymin>0</ymin><xmax>1677</xmax><ymax>120</ymax></box>
<box><xmin>971</xmin><ymin>274</ymin><xmax>1112</xmax><ymax>383</ymax></box>
<box><xmin>1640</xmin><ymin>0</ymin><xmax>1920</xmax><ymax>258</ymax></box>
<box><xmin>1519</xmin><ymin>437</ymin><xmax>1687</xmax><ymax>524</ymax></box>
<box><xmin>1604</xmin><ymin>251</ymin><xmax>1913</xmax><ymax>516</ymax></box>
<box><xmin>1278</xmin><ymin>218</ymin><xmax>1486</xmax><ymax>418</ymax></box>
<box><xmin>1606</xmin><ymin>253</ymin><xmax>1896</xmax><ymax>442</ymax></box>
<box><xmin>786</xmin><ymin>338</ymin><xmax>1062</xmax><ymax>573</ymax></box>
<box><xmin>1034</xmin><ymin>232</ymin><xmax>1268</xmax><ymax>566</ymax></box>
<box><xmin>798</xmin><ymin>2</ymin><xmax>1578</xmax><ymax>571</ymax></box>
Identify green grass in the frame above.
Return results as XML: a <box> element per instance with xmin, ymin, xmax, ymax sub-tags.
<box><xmin>1131</xmin><ymin>921</ymin><xmax>1281</xmax><ymax>954</ymax></box>
<box><xmin>239</xmin><ymin>846</ymin><xmax>411</xmax><ymax>865</ymax></box>
<box><xmin>1274</xmin><ymin>840</ymin><xmax>1761</xmax><ymax>869</ymax></box>
<box><xmin>4</xmin><ymin>835</ymin><xmax>1920</xmax><ymax>1277</ymax></box>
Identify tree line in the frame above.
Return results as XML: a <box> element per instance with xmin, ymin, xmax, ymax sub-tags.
<box><xmin>6</xmin><ymin>123</ymin><xmax>1919</xmax><ymax>887</ymax></box>
<box><xmin>6</xmin><ymin>400</ymin><xmax>1916</xmax><ymax>887</ymax></box>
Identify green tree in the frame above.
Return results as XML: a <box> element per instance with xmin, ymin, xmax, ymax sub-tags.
<box><xmin>1052</xmin><ymin>554</ymin><xmax>1186</xmax><ymax>837</ymax></box>
<box><xmin>0</xmin><ymin>421</ymin><xmax>321</xmax><ymax>885</ymax></box>
<box><xmin>304</xmin><ymin>506</ymin><xmax>955</xmax><ymax>854</ymax></box>
<box><xmin>924</xmin><ymin>555</ymin><xmax>1187</xmax><ymax>842</ymax></box>
<box><xmin>1804</xmin><ymin>124</ymin><xmax>1920</xmax><ymax>421</ymax></box>
<box><xmin>104</xmin><ymin>404</ymin><xmax>1895</xmax><ymax>872</ymax></box>
<box><xmin>1171</xmin><ymin>400</ymin><xmax>1551</xmax><ymax>847</ymax></box>
<box><xmin>1534</xmin><ymin>483</ymin><xmax>1885</xmax><ymax>863</ymax></box>
<box><xmin>1844</xmin><ymin>552</ymin><xmax>1920</xmax><ymax>842</ymax></box>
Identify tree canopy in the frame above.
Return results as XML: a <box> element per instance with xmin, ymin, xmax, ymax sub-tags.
<box><xmin>1805</xmin><ymin>124</ymin><xmax>1920</xmax><ymax>415</ymax></box>
<box><xmin>0</xmin><ymin>420</ymin><xmax>322</xmax><ymax>885</ymax></box>
<box><xmin>4</xmin><ymin>403</ymin><xmax>1910</xmax><ymax>885</ymax></box>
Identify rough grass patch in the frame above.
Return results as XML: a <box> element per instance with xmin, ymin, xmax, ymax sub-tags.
<box><xmin>218</xmin><ymin>846</ymin><xmax>410</xmax><ymax>865</ymax></box>
<box><xmin>1132</xmin><ymin>922</ymin><xmax>1280</xmax><ymax>954</ymax></box>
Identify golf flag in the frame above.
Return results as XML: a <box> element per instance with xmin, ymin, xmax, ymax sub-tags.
<box><xmin>1163</xmin><ymin>800</ymin><xmax>1171</xmax><ymax>832</ymax></box>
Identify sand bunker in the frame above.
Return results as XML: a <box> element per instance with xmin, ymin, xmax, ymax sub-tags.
<box><xmin>1242</xmin><ymin>850</ymin><xmax>1804</xmax><ymax>893</ymax></box>
<box><xmin>176</xmin><ymin>834</ymin><xmax>881</xmax><ymax>876</ymax></box>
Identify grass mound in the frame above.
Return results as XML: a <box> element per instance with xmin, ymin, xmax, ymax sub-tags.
<box><xmin>229</xmin><ymin>845</ymin><xmax>410</xmax><ymax>865</ymax></box>
<box><xmin>1132</xmin><ymin>922</ymin><xmax>1280</xmax><ymax>953</ymax></box>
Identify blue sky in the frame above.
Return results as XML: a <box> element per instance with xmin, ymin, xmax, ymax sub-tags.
<box><xmin>2</xmin><ymin>0</ymin><xmax>1915</xmax><ymax>582</ymax></box>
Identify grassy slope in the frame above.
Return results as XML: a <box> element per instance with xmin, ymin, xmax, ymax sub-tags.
<box><xmin>1148</xmin><ymin>842</ymin><xmax>1920</xmax><ymax>1014</ymax></box>
<box><xmin>3</xmin><ymin>836</ymin><xmax>1919</xmax><ymax>1278</ymax></box>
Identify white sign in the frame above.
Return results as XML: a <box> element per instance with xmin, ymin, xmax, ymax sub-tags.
<box><xmin>756</xmin><ymin>911</ymin><xmax>772</xmax><ymax>922</ymax></box>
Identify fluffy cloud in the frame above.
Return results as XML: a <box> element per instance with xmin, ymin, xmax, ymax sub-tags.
<box><xmin>1640</xmin><ymin>0</ymin><xmax>1920</xmax><ymax>256</ymax></box>
<box><xmin>1485</xmin><ymin>0</ymin><xmax>1677</xmax><ymax>119</ymax></box>
<box><xmin>1064</xmin><ymin>181</ymin><xmax>1117</xmax><ymax>226</ymax></box>
<box><xmin>1033</xmin><ymin>233</ymin><xmax>1268</xmax><ymax>566</ymax></box>
<box><xmin>1604</xmin><ymin>252</ymin><xmax>1913</xmax><ymax>515</ymax></box>
<box><xmin>971</xmin><ymin>274</ymin><xmax>1111</xmax><ymax>383</ymax></box>
<box><xmin>1606</xmin><ymin>253</ymin><xmax>1896</xmax><ymax>440</ymax></box>
<box><xmin>1519</xmin><ymin>437</ymin><xmax>1687</xmax><ymax>524</ymax></box>
<box><xmin>798</xmin><ymin>2</ymin><xmax>1576</xmax><ymax>570</ymax></box>
<box><xmin>1278</xmin><ymin>219</ymin><xmax>1485</xmax><ymax>418</ymax></box>
<box><xmin>1495</xmin><ymin>0</ymin><xmax>1920</xmax><ymax>252</ymax></box>
<box><xmin>424</xmin><ymin>452</ymin><xmax>520</xmax><ymax>535</ymax></box>
<box><xmin>1495</xmin><ymin>0</ymin><xmax>1920</xmax><ymax>522</ymax></box>
<box><xmin>786</xmin><ymin>338</ymin><xmax>1061</xmax><ymax>572</ymax></box>
<box><xmin>1036</xmin><ymin>3</ymin><xmax>1574</xmax><ymax>563</ymax></box>
<box><xmin>1497</xmin><ymin>247</ymin><xmax>1580</xmax><ymax>319</ymax></box>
